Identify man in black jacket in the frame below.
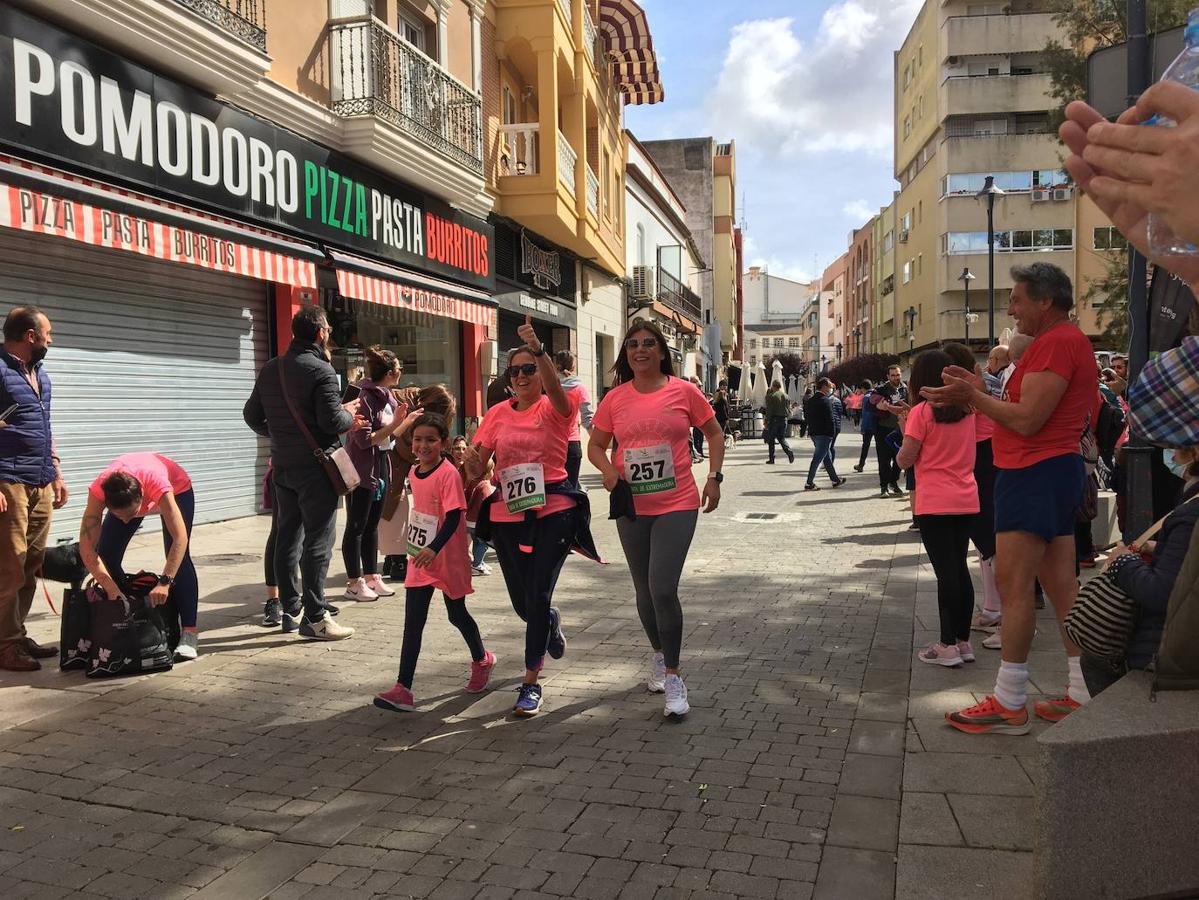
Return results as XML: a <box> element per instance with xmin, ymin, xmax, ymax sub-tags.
<box><xmin>244</xmin><ymin>306</ymin><xmax>356</xmax><ymax>641</ymax></box>
<box><xmin>802</xmin><ymin>378</ymin><xmax>844</xmax><ymax>491</ymax></box>
<box><xmin>869</xmin><ymin>365</ymin><xmax>908</xmax><ymax>497</ymax></box>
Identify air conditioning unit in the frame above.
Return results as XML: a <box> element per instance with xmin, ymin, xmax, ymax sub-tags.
<box><xmin>1052</xmin><ymin>187</ymin><xmax>1074</xmax><ymax>201</ymax></box>
<box><xmin>898</xmin><ymin>229</ymin><xmax>910</xmax><ymax>243</ymax></box>
<box><xmin>947</xmin><ymin>56</ymin><xmax>960</xmax><ymax>66</ymax></box>
<box><xmin>630</xmin><ymin>265</ymin><xmax>654</xmax><ymax>301</ymax></box>
<box><xmin>1031</xmin><ymin>189</ymin><xmax>1049</xmax><ymax>202</ymax></box>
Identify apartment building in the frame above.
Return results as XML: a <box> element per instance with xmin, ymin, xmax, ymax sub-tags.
<box><xmin>847</xmin><ymin>220</ymin><xmax>875</xmax><ymax>357</ymax></box>
<box><xmin>742</xmin><ymin>266</ymin><xmax>818</xmax><ymax>371</ymax></box>
<box><xmin>641</xmin><ymin>138</ymin><xmax>741</xmax><ymax>374</ymax></box>
<box><xmin>891</xmin><ymin>0</ymin><xmax>1106</xmax><ymax>359</ymax></box>
<box><xmin>821</xmin><ymin>252</ymin><xmax>849</xmax><ymax>365</ymax></box>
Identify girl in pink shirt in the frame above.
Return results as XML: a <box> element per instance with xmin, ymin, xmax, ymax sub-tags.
<box><xmin>897</xmin><ymin>350</ymin><xmax>979</xmax><ymax>668</ymax></box>
<box><xmin>466</xmin><ymin>317</ymin><xmax>581</xmax><ymax>718</ymax></box>
<box><xmin>589</xmin><ymin>318</ymin><xmax>726</xmax><ymax>718</ymax></box>
<box><xmin>375</xmin><ymin>414</ymin><xmax>493</xmax><ymax>713</ymax></box>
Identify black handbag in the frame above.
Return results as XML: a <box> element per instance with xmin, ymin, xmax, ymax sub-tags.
<box><xmin>278</xmin><ymin>360</ymin><xmax>361</xmax><ymax>496</ymax></box>
<box><xmin>59</xmin><ymin>585</ymin><xmax>92</xmax><ymax>670</ymax></box>
<box><xmin>85</xmin><ymin>572</ymin><xmax>178</xmax><ymax>678</ymax></box>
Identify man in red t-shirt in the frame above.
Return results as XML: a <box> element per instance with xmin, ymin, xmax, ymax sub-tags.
<box><xmin>922</xmin><ymin>262</ymin><xmax>1092</xmax><ymax>735</ymax></box>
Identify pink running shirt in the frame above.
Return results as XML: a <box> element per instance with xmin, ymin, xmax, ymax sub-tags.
<box><xmin>89</xmin><ymin>452</ymin><xmax>192</xmax><ymax>517</ymax></box>
<box><xmin>565</xmin><ymin>380</ymin><xmax>591</xmax><ymax>442</ymax></box>
<box><xmin>404</xmin><ymin>458</ymin><xmax>473</xmax><ymax>598</ymax></box>
<box><xmin>473</xmin><ymin>392</ymin><xmax>581</xmax><ymax>524</ymax></box>
<box><xmin>904</xmin><ymin>402</ymin><xmax>979</xmax><ymax>516</ymax></box>
<box><xmin>592</xmin><ymin>377</ymin><xmax>715</xmax><ymax>517</ymax></box>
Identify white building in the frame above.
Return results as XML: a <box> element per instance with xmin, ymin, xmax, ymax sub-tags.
<box><xmin>742</xmin><ymin>267</ymin><xmax>818</xmax><ymax>326</ymax></box>
<box><xmin>625</xmin><ymin>132</ymin><xmax>707</xmax><ymax>379</ymax></box>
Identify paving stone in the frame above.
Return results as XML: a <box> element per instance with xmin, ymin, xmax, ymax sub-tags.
<box><xmin>837</xmin><ymin>753</ymin><xmax>902</xmax><ymax>800</ymax></box>
<box><xmin>895</xmin><ymin>845</ymin><xmax>1033</xmax><ymax>900</ymax></box>
<box><xmin>826</xmin><ymin>795</ymin><xmax>900</xmax><ymax>852</ymax></box>
<box><xmin>903</xmin><ymin>753</ymin><xmax>1034</xmax><ymax>797</ymax></box>
<box><xmin>190</xmin><ymin>842</ymin><xmax>321</xmax><ymax>900</ymax></box>
<box><xmin>947</xmin><ymin>794</ymin><xmax>1034</xmax><ymax>851</ymax></box>
<box><xmin>813</xmin><ymin>846</ymin><xmax>895</xmax><ymax>900</ymax></box>
<box><xmin>899</xmin><ymin>791</ymin><xmax>963</xmax><ymax>846</ymax></box>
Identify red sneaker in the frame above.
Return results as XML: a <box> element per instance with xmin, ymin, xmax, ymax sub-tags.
<box><xmin>945</xmin><ymin>695</ymin><xmax>1030</xmax><ymax>735</ymax></box>
<box><xmin>373</xmin><ymin>683</ymin><xmax>415</xmax><ymax>712</ymax></box>
<box><xmin>466</xmin><ymin>650</ymin><xmax>496</xmax><ymax>693</ymax></box>
<box><xmin>1034</xmin><ymin>696</ymin><xmax>1081</xmax><ymax>722</ymax></box>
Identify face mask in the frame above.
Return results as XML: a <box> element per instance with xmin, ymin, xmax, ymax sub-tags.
<box><xmin>1164</xmin><ymin>450</ymin><xmax>1190</xmax><ymax>479</ymax></box>
<box><xmin>30</xmin><ymin>344</ymin><xmax>47</xmax><ymax>364</ymax></box>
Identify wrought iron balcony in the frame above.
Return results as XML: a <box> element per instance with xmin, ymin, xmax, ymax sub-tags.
<box><xmin>330</xmin><ymin>17</ymin><xmax>483</xmax><ymax>175</ymax></box>
<box><xmin>174</xmin><ymin>0</ymin><xmax>266</xmax><ymax>51</ymax></box>
<box><xmin>656</xmin><ymin>268</ymin><xmax>702</xmax><ymax>323</ymax></box>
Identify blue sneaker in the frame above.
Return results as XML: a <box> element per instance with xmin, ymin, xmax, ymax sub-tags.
<box><xmin>513</xmin><ymin>683</ymin><xmax>543</xmax><ymax>717</ymax></box>
<box><xmin>547</xmin><ymin>607</ymin><xmax>566</xmax><ymax>660</ymax></box>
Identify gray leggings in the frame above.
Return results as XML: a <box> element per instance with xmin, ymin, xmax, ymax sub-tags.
<box><xmin>615</xmin><ymin>509</ymin><xmax>699</xmax><ymax>669</ymax></box>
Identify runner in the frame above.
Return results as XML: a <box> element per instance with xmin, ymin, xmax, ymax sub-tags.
<box><xmin>587</xmin><ymin>318</ymin><xmax>725</xmax><ymax>717</ymax></box>
<box><xmin>468</xmin><ymin>316</ymin><xmax>599</xmax><ymax>717</ymax></box>
<box><xmin>374</xmin><ymin>413</ymin><xmax>494</xmax><ymax>712</ymax></box>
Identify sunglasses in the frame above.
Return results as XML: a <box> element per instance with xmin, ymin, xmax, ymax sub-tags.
<box><xmin>625</xmin><ymin>337</ymin><xmax>659</xmax><ymax>350</ymax></box>
<box><xmin>506</xmin><ymin>363</ymin><xmax>539</xmax><ymax>378</ymax></box>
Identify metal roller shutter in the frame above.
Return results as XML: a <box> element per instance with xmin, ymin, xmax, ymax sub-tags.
<box><xmin>0</xmin><ymin>230</ymin><xmax>270</xmax><ymax>540</ymax></box>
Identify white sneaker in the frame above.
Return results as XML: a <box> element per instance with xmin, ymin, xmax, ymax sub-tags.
<box><xmin>663</xmin><ymin>674</ymin><xmax>689</xmax><ymax>717</ymax></box>
<box><xmin>174</xmin><ymin>631</ymin><xmax>198</xmax><ymax>661</ymax></box>
<box><xmin>647</xmin><ymin>652</ymin><xmax>666</xmax><ymax>693</ymax></box>
<box><xmin>471</xmin><ymin>563</ymin><xmax>492</xmax><ymax>576</ymax></box>
<box><xmin>363</xmin><ymin>574</ymin><xmax>395</xmax><ymax>597</ymax></box>
<box><xmin>344</xmin><ymin>578</ymin><xmax>379</xmax><ymax>602</ymax></box>
<box><xmin>299</xmin><ymin>613</ymin><xmax>355</xmax><ymax>641</ymax></box>
<box><xmin>982</xmin><ymin>629</ymin><xmax>1002</xmax><ymax>650</ymax></box>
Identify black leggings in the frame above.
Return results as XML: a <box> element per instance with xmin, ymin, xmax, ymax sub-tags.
<box><xmin>492</xmin><ymin>508</ymin><xmax>577</xmax><ymax>672</ymax></box>
<box><xmin>342</xmin><ymin>479</ymin><xmax>386</xmax><ymax>578</ymax></box>
<box><xmin>565</xmin><ymin>441</ymin><xmax>583</xmax><ymax>487</ymax></box>
<box><xmin>970</xmin><ymin>439</ymin><xmax>997</xmax><ymax>560</ymax></box>
<box><xmin>397</xmin><ymin>585</ymin><xmax>485</xmax><ymax>688</ymax></box>
<box><xmin>857</xmin><ymin>432</ymin><xmax>874</xmax><ymax>469</ymax></box>
<box><xmin>915</xmin><ymin>513</ymin><xmax>975</xmax><ymax>645</ymax></box>
<box><xmin>264</xmin><ymin>475</ymin><xmax>278</xmax><ymax>588</ymax></box>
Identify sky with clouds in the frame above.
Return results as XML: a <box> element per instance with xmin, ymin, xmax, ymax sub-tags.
<box><xmin>626</xmin><ymin>0</ymin><xmax>923</xmax><ymax>284</ymax></box>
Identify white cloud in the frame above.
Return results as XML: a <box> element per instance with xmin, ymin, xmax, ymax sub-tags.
<box><xmin>705</xmin><ymin>0</ymin><xmax>922</xmax><ymax>159</ymax></box>
<box><xmin>842</xmin><ymin>199</ymin><xmax>874</xmax><ymax>222</ymax></box>
<box><xmin>742</xmin><ymin>234</ymin><xmax>814</xmax><ymax>284</ymax></box>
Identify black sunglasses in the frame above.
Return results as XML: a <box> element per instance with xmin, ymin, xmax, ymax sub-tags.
<box><xmin>506</xmin><ymin>363</ymin><xmax>538</xmax><ymax>378</ymax></box>
<box><xmin>625</xmin><ymin>337</ymin><xmax>659</xmax><ymax>350</ymax></box>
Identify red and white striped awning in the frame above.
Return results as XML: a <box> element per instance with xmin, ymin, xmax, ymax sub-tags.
<box><xmin>0</xmin><ymin>154</ymin><xmax>320</xmax><ymax>287</ymax></box>
<box><xmin>331</xmin><ymin>250</ymin><xmax>497</xmax><ymax>331</ymax></box>
<box><xmin>597</xmin><ymin>0</ymin><xmax>663</xmax><ymax>105</ymax></box>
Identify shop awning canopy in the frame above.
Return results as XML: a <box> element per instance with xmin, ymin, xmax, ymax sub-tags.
<box><xmin>329</xmin><ymin>249</ymin><xmax>497</xmax><ymax>330</ymax></box>
<box><xmin>0</xmin><ymin>154</ymin><xmax>322</xmax><ymax>287</ymax></box>
<box><xmin>598</xmin><ymin>0</ymin><xmax>664</xmax><ymax>106</ymax></box>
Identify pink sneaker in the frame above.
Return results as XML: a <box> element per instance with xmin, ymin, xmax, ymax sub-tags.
<box><xmin>373</xmin><ymin>683</ymin><xmax>415</xmax><ymax>712</ymax></box>
<box><xmin>364</xmin><ymin>574</ymin><xmax>395</xmax><ymax>597</ymax></box>
<box><xmin>918</xmin><ymin>642</ymin><xmax>963</xmax><ymax>668</ymax></box>
<box><xmin>956</xmin><ymin>640</ymin><xmax>976</xmax><ymax>663</ymax></box>
<box><xmin>466</xmin><ymin>651</ymin><xmax>496</xmax><ymax>693</ymax></box>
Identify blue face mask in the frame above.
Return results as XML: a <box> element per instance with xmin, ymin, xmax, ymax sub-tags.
<box><xmin>1164</xmin><ymin>450</ymin><xmax>1190</xmax><ymax>479</ymax></box>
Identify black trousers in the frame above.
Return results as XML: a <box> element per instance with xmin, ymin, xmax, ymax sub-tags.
<box><xmin>397</xmin><ymin>585</ymin><xmax>485</xmax><ymax>688</ymax></box>
<box><xmin>264</xmin><ymin>473</ymin><xmax>278</xmax><ymax>588</ymax></box>
<box><xmin>857</xmin><ymin>432</ymin><xmax>874</xmax><ymax>469</ymax></box>
<box><xmin>970</xmin><ymin>439</ymin><xmax>997</xmax><ymax>560</ymax></box>
<box><xmin>916</xmin><ymin>513</ymin><xmax>975</xmax><ymax>645</ymax></box>
<box><xmin>875</xmin><ymin>428</ymin><xmax>901</xmax><ymax>487</ymax></box>
<box><xmin>565</xmin><ymin>441</ymin><xmax>583</xmax><ymax>488</ymax></box>
<box><xmin>342</xmin><ymin>479</ymin><xmax>386</xmax><ymax>578</ymax></box>
<box><xmin>491</xmin><ymin>509</ymin><xmax>576</xmax><ymax>672</ymax></box>
<box><xmin>272</xmin><ymin>464</ymin><xmax>338</xmax><ymax>621</ymax></box>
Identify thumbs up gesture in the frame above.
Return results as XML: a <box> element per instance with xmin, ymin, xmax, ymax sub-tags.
<box><xmin>517</xmin><ymin>315</ymin><xmax>542</xmax><ymax>354</ymax></box>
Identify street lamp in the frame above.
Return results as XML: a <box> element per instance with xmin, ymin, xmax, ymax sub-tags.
<box><xmin>820</xmin><ymin>354</ymin><xmax>828</xmax><ymax>372</ymax></box>
<box><xmin>958</xmin><ymin>268</ymin><xmax>976</xmax><ymax>346</ymax></box>
<box><xmin>836</xmin><ymin>342</ymin><xmax>843</xmax><ymax>362</ymax></box>
<box><xmin>976</xmin><ymin>175</ymin><xmax>1006</xmax><ymax>348</ymax></box>
<box><xmin>903</xmin><ymin>305</ymin><xmax>917</xmax><ymax>357</ymax></box>
<box><xmin>852</xmin><ymin>326</ymin><xmax>862</xmax><ymax>356</ymax></box>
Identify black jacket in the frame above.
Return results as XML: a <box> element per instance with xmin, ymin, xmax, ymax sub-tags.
<box><xmin>243</xmin><ymin>341</ymin><xmax>353</xmax><ymax>469</ymax></box>
<box><xmin>1117</xmin><ymin>481</ymin><xmax>1199</xmax><ymax>668</ymax></box>
<box><xmin>870</xmin><ymin>383</ymin><xmax>908</xmax><ymax>431</ymax></box>
<box><xmin>803</xmin><ymin>392</ymin><xmax>836</xmax><ymax>438</ymax></box>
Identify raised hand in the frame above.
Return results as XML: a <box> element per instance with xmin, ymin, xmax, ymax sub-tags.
<box><xmin>516</xmin><ymin>314</ymin><xmax>542</xmax><ymax>352</ymax></box>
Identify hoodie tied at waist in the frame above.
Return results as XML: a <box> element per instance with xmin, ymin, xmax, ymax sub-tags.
<box><xmin>475</xmin><ymin>480</ymin><xmax>603</xmax><ymax>563</ymax></box>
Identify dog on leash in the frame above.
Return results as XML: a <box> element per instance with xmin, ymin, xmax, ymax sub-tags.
<box><xmin>41</xmin><ymin>540</ymin><xmax>88</xmax><ymax>589</ymax></box>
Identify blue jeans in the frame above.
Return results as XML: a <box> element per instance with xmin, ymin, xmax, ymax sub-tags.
<box><xmin>468</xmin><ymin>527</ymin><xmax>488</xmax><ymax>568</ymax></box>
<box><xmin>807</xmin><ymin>435</ymin><xmax>839</xmax><ymax>486</ymax></box>
<box><xmin>98</xmin><ymin>488</ymin><xmax>198</xmax><ymax>627</ymax></box>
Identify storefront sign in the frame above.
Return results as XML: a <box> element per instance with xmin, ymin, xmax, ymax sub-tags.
<box><xmin>0</xmin><ymin>177</ymin><xmax>317</xmax><ymax>286</ymax></box>
<box><xmin>0</xmin><ymin>5</ymin><xmax>494</xmax><ymax>291</ymax></box>
<box><xmin>520</xmin><ymin>230</ymin><xmax>560</xmax><ymax>290</ymax></box>
<box><xmin>493</xmin><ymin>289</ymin><xmax>575</xmax><ymax>329</ymax></box>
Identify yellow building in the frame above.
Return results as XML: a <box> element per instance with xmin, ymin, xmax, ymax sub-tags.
<box><xmin>892</xmin><ymin>0</ymin><xmax>1108</xmax><ymax>360</ymax></box>
<box><xmin>713</xmin><ymin>143</ymin><xmax>740</xmax><ymax>364</ymax></box>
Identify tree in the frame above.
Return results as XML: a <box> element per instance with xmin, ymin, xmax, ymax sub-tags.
<box><xmin>826</xmin><ymin>353</ymin><xmax>900</xmax><ymax>389</ymax></box>
<box><xmin>1083</xmin><ymin>248</ymin><xmax>1133</xmax><ymax>349</ymax></box>
<box><xmin>762</xmin><ymin>352</ymin><xmax>807</xmax><ymax>382</ymax></box>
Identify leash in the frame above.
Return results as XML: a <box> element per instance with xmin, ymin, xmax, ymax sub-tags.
<box><xmin>40</xmin><ymin>578</ymin><xmax>59</xmax><ymax>615</ymax></box>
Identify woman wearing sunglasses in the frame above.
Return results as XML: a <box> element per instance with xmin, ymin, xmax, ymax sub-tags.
<box><xmin>587</xmin><ymin>318</ymin><xmax>725</xmax><ymax>717</ymax></box>
<box><xmin>468</xmin><ymin>316</ymin><xmax>596</xmax><ymax>717</ymax></box>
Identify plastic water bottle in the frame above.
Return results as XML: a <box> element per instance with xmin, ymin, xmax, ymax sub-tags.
<box><xmin>1147</xmin><ymin>9</ymin><xmax>1199</xmax><ymax>256</ymax></box>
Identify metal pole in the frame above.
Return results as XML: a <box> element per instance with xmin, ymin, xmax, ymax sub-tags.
<box><xmin>1125</xmin><ymin>0</ymin><xmax>1154</xmax><ymax>539</ymax></box>
<box><xmin>964</xmin><ymin>279</ymin><xmax>971</xmax><ymax>346</ymax></box>
<box><xmin>987</xmin><ymin>191</ymin><xmax>996</xmax><ymax>347</ymax></box>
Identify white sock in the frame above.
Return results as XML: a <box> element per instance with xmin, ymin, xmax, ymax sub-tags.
<box><xmin>994</xmin><ymin>661</ymin><xmax>1030</xmax><ymax>711</ymax></box>
<box><xmin>1067</xmin><ymin>656</ymin><xmax>1091</xmax><ymax>705</ymax></box>
<box><xmin>979</xmin><ymin>558</ymin><xmax>1002</xmax><ymax>616</ymax></box>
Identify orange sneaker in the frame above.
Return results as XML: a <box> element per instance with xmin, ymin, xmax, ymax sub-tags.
<box><xmin>945</xmin><ymin>695</ymin><xmax>1030</xmax><ymax>735</ymax></box>
<box><xmin>1034</xmin><ymin>696</ymin><xmax>1081</xmax><ymax>722</ymax></box>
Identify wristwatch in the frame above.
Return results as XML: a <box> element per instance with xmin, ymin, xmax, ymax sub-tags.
<box><xmin>157</xmin><ymin>574</ymin><xmax>174</xmax><ymax>587</ymax></box>
<box><xmin>708</xmin><ymin>472</ymin><xmax>724</xmax><ymax>484</ymax></box>
<box><xmin>531</xmin><ymin>345</ymin><xmax>546</xmax><ymax>357</ymax></box>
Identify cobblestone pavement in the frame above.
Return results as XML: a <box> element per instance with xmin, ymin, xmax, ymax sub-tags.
<box><xmin>1</xmin><ymin>435</ymin><xmax>1068</xmax><ymax>899</ymax></box>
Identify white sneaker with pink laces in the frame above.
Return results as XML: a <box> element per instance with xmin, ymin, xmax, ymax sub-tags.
<box><xmin>344</xmin><ymin>578</ymin><xmax>379</xmax><ymax>602</ymax></box>
<box><xmin>364</xmin><ymin>574</ymin><xmax>395</xmax><ymax>597</ymax></box>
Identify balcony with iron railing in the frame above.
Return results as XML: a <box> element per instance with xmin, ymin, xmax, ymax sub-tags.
<box><xmin>329</xmin><ymin>16</ymin><xmax>483</xmax><ymax>174</ymax></box>
<box><xmin>656</xmin><ymin>268</ymin><xmax>703</xmax><ymax>324</ymax></box>
<box><xmin>173</xmin><ymin>0</ymin><xmax>267</xmax><ymax>51</ymax></box>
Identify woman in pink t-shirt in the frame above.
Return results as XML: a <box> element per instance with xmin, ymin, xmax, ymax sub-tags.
<box><xmin>466</xmin><ymin>316</ymin><xmax>581</xmax><ymax>717</ymax></box>
<box><xmin>79</xmin><ymin>452</ymin><xmax>199</xmax><ymax>661</ymax></box>
<box><xmin>588</xmin><ymin>318</ymin><xmax>726</xmax><ymax>718</ymax></box>
<box><xmin>896</xmin><ymin>350</ymin><xmax>979</xmax><ymax>669</ymax></box>
<box><xmin>374</xmin><ymin>414</ymin><xmax>494</xmax><ymax>713</ymax></box>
